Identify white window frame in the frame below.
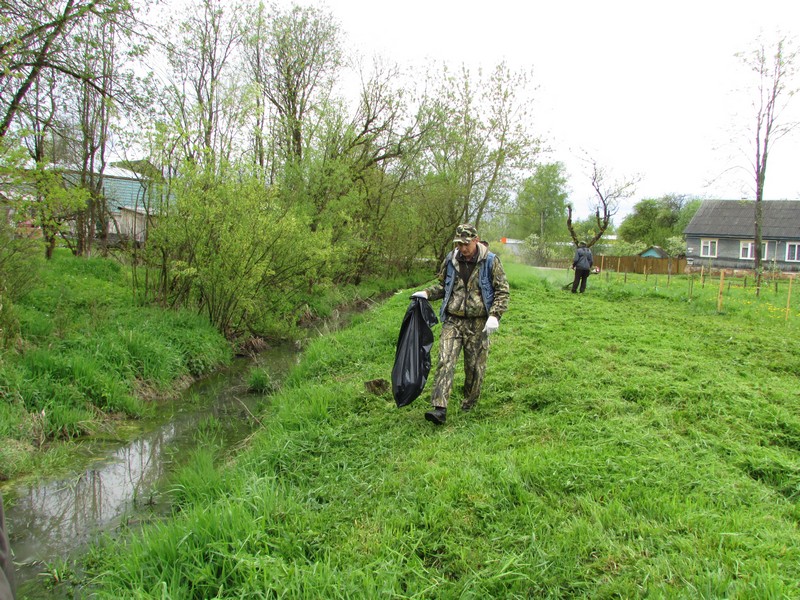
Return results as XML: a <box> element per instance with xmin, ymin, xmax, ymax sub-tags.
<box><xmin>740</xmin><ymin>240</ymin><xmax>769</xmax><ymax>260</ymax></box>
<box><xmin>786</xmin><ymin>242</ymin><xmax>800</xmax><ymax>262</ymax></box>
<box><xmin>700</xmin><ymin>238</ymin><xmax>718</xmax><ymax>258</ymax></box>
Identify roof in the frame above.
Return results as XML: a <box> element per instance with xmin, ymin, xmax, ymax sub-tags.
<box><xmin>683</xmin><ymin>200</ymin><xmax>800</xmax><ymax>239</ymax></box>
<box><xmin>639</xmin><ymin>246</ymin><xmax>669</xmax><ymax>258</ymax></box>
<box><xmin>59</xmin><ymin>165</ymin><xmax>164</xmax><ymax>212</ymax></box>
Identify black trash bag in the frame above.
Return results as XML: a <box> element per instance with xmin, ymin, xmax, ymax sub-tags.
<box><xmin>391</xmin><ymin>297</ymin><xmax>439</xmax><ymax>407</ymax></box>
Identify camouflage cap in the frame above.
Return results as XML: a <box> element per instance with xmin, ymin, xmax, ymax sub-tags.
<box><xmin>453</xmin><ymin>223</ymin><xmax>479</xmax><ymax>244</ymax></box>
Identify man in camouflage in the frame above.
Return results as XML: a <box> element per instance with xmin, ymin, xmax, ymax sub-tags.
<box><xmin>411</xmin><ymin>224</ymin><xmax>509</xmax><ymax>425</ymax></box>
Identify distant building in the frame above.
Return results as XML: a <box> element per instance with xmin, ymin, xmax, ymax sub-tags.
<box><xmin>639</xmin><ymin>246</ymin><xmax>669</xmax><ymax>259</ymax></box>
<box><xmin>61</xmin><ymin>165</ymin><xmax>166</xmax><ymax>245</ymax></box>
<box><xmin>683</xmin><ymin>199</ymin><xmax>800</xmax><ymax>272</ymax></box>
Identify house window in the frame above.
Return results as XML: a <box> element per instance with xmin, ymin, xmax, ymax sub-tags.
<box><xmin>787</xmin><ymin>242</ymin><xmax>800</xmax><ymax>262</ymax></box>
<box><xmin>740</xmin><ymin>241</ymin><xmax>769</xmax><ymax>260</ymax></box>
<box><xmin>700</xmin><ymin>239</ymin><xmax>718</xmax><ymax>258</ymax></box>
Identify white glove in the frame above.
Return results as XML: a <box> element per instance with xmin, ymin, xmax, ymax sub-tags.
<box><xmin>411</xmin><ymin>291</ymin><xmax>428</xmax><ymax>299</ymax></box>
<box><xmin>483</xmin><ymin>315</ymin><xmax>499</xmax><ymax>334</ymax></box>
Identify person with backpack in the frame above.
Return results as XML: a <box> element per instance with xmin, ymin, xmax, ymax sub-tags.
<box><xmin>411</xmin><ymin>224</ymin><xmax>509</xmax><ymax>425</ymax></box>
<box><xmin>571</xmin><ymin>240</ymin><xmax>593</xmax><ymax>294</ymax></box>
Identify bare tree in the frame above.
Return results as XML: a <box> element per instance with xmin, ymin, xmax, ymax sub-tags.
<box><xmin>736</xmin><ymin>35</ymin><xmax>799</xmax><ymax>294</ymax></box>
<box><xmin>567</xmin><ymin>157</ymin><xmax>639</xmax><ymax>247</ymax></box>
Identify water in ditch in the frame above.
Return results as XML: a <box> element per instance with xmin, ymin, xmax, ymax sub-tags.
<box><xmin>3</xmin><ymin>336</ymin><xmax>307</xmax><ymax>599</ymax></box>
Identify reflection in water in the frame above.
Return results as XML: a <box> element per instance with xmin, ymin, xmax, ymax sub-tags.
<box><xmin>9</xmin><ymin>426</ymin><xmax>173</xmax><ymax>572</ymax></box>
<box><xmin>5</xmin><ymin>342</ymin><xmax>301</xmax><ymax>596</ymax></box>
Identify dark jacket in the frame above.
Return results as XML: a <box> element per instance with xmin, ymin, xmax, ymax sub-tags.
<box><xmin>573</xmin><ymin>246</ymin><xmax>593</xmax><ymax>270</ymax></box>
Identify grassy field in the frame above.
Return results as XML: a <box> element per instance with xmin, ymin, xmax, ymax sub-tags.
<box><xmin>82</xmin><ymin>261</ymin><xmax>800</xmax><ymax>599</ymax></box>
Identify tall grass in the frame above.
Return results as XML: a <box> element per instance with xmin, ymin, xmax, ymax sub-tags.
<box><xmin>0</xmin><ymin>251</ymin><xmax>232</xmax><ymax>479</ymax></box>
<box><xmin>85</xmin><ymin>261</ymin><xmax>800</xmax><ymax>598</ymax></box>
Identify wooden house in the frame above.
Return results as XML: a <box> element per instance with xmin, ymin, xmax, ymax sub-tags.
<box><xmin>62</xmin><ymin>165</ymin><xmax>165</xmax><ymax>245</ymax></box>
<box><xmin>683</xmin><ymin>200</ymin><xmax>800</xmax><ymax>272</ymax></box>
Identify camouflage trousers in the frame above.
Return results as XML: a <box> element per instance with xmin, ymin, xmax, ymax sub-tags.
<box><xmin>431</xmin><ymin>315</ymin><xmax>490</xmax><ymax>409</ymax></box>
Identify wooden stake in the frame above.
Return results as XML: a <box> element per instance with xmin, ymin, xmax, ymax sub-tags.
<box><xmin>786</xmin><ymin>276</ymin><xmax>794</xmax><ymax>321</ymax></box>
<box><xmin>717</xmin><ymin>270</ymin><xmax>725</xmax><ymax>312</ymax></box>
<box><xmin>701</xmin><ymin>265</ymin><xmax>705</xmax><ymax>288</ymax></box>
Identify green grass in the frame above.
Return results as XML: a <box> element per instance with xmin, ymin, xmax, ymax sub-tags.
<box><xmin>83</xmin><ymin>261</ymin><xmax>800</xmax><ymax>598</ymax></box>
<box><xmin>0</xmin><ymin>250</ymin><xmax>232</xmax><ymax>479</ymax></box>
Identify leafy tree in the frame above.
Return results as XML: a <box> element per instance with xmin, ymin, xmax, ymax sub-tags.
<box><xmin>675</xmin><ymin>198</ymin><xmax>701</xmax><ymax>234</ymax></box>
<box><xmin>143</xmin><ymin>161</ymin><xmax>325</xmax><ymax>337</ymax></box>
<box><xmin>0</xmin><ymin>0</ymin><xmax>135</xmax><ymax>139</ymax></box>
<box><xmin>159</xmin><ymin>0</ymin><xmax>245</xmax><ymax>168</ymax></box>
<box><xmin>618</xmin><ymin>194</ymin><xmax>691</xmax><ymax>248</ymax></box>
<box><xmin>664</xmin><ymin>235</ymin><xmax>686</xmax><ymax>257</ymax></box>
<box><xmin>242</xmin><ymin>1</ymin><xmax>341</xmax><ymax>165</ymax></box>
<box><xmin>416</xmin><ymin>62</ymin><xmax>540</xmax><ymax>260</ymax></box>
<box><xmin>507</xmin><ymin>162</ymin><xmax>569</xmax><ymax>261</ymax></box>
<box><xmin>612</xmin><ymin>239</ymin><xmax>647</xmax><ymax>256</ymax></box>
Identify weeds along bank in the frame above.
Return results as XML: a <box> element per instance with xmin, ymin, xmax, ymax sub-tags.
<box><xmin>84</xmin><ymin>262</ymin><xmax>800</xmax><ymax>598</ymax></box>
<box><xmin>0</xmin><ymin>252</ymin><xmax>233</xmax><ymax>480</ymax></box>
<box><xmin>0</xmin><ymin>251</ymin><xmax>432</xmax><ymax>482</ymax></box>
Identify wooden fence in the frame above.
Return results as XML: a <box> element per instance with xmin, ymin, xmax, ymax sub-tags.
<box><xmin>546</xmin><ymin>255</ymin><xmax>687</xmax><ymax>275</ymax></box>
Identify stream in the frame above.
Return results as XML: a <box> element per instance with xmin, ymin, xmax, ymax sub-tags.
<box><xmin>3</xmin><ymin>332</ymin><xmax>318</xmax><ymax>599</ymax></box>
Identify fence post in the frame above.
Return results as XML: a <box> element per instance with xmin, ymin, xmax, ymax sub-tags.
<box><xmin>786</xmin><ymin>276</ymin><xmax>794</xmax><ymax>321</ymax></box>
<box><xmin>717</xmin><ymin>270</ymin><xmax>725</xmax><ymax>313</ymax></box>
<box><xmin>701</xmin><ymin>265</ymin><xmax>705</xmax><ymax>288</ymax></box>
<box><xmin>689</xmin><ymin>274</ymin><xmax>694</xmax><ymax>301</ymax></box>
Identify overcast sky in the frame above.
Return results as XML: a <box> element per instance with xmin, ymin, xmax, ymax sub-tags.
<box><xmin>291</xmin><ymin>0</ymin><xmax>800</xmax><ymax>221</ymax></box>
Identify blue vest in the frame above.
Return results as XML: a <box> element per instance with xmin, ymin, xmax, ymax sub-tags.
<box><xmin>440</xmin><ymin>250</ymin><xmax>496</xmax><ymax>321</ymax></box>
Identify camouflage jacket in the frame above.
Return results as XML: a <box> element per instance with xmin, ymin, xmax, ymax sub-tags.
<box><xmin>425</xmin><ymin>243</ymin><xmax>509</xmax><ymax>320</ymax></box>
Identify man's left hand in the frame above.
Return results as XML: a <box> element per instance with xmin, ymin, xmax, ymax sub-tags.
<box><xmin>483</xmin><ymin>316</ymin><xmax>499</xmax><ymax>335</ymax></box>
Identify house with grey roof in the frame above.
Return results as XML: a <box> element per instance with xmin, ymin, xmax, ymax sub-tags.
<box><xmin>683</xmin><ymin>200</ymin><xmax>800</xmax><ymax>272</ymax></box>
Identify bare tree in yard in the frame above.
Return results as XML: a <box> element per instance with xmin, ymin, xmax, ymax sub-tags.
<box><xmin>736</xmin><ymin>35</ymin><xmax>799</xmax><ymax>295</ymax></box>
<box><xmin>566</xmin><ymin>156</ymin><xmax>638</xmax><ymax>247</ymax></box>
